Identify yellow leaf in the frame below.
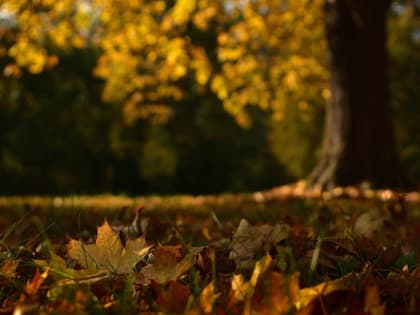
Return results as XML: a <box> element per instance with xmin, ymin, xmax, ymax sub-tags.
<box><xmin>26</xmin><ymin>268</ymin><xmax>49</xmax><ymax>296</ymax></box>
<box><xmin>250</xmin><ymin>254</ymin><xmax>272</xmax><ymax>286</ymax></box>
<box><xmin>230</xmin><ymin>274</ymin><xmax>250</xmax><ymax>302</ymax></box>
<box><xmin>68</xmin><ymin>220</ymin><xmax>151</xmax><ymax>274</ymax></box>
<box><xmin>365</xmin><ymin>285</ymin><xmax>385</xmax><ymax>315</ymax></box>
<box><xmin>200</xmin><ymin>281</ymin><xmax>220</xmax><ymax>314</ymax></box>
<box><xmin>296</xmin><ymin>273</ymin><xmax>357</xmax><ymax>310</ymax></box>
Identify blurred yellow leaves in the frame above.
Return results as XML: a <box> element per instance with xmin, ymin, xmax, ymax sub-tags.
<box><xmin>214</xmin><ymin>0</ymin><xmax>327</xmax><ymax>127</ymax></box>
<box><xmin>168</xmin><ymin>0</ymin><xmax>196</xmax><ymax>26</ymax></box>
<box><xmin>191</xmin><ymin>46</ymin><xmax>211</xmax><ymax>85</ymax></box>
<box><xmin>87</xmin><ymin>0</ymin><xmax>218</xmax><ymax>123</ymax></box>
<box><xmin>193</xmin><ymin>1</ymin><xmax>218</xmax><ymax>30</ymax></box>
<box><xmin>1</xmin><ymin>0</ymin><xmax>328</xmax><ymax>126</ymax></box>
<box><xmin>8</xmin><ymin>38</ymin><xmax>47</xmax><ymax>73</ymax></box>
<box><xmin>2</xmin><ymin>0</ymin><xmax>91</xmax><ymax>73</ymax></box>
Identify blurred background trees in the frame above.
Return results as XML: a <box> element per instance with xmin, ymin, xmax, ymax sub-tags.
<box><xmin>0</xmin><ymin>0</ymin><xmax>418</xmax><ymax>195</ymax></box>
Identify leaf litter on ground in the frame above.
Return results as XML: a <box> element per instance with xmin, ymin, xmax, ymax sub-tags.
<box><xmin>1</xmin><ymin>193</ymin><xmax>420</xmax><ymax>314</ymax></box>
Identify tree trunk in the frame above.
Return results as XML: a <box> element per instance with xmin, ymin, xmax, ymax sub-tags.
<box><xmin>307</xmin><ymin>0</ymin><xmax>405</xmax><ymax>190</ymax></box>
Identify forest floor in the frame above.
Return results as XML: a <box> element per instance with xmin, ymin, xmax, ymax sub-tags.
<box><xmin>1</xmin><ymin>183</ymin><xmax>420</xmax><ymax>314</ymax></box>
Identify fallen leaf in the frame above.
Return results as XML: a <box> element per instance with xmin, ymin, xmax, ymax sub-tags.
<box><xmin>229</xmin><ymin>219</ymin><xmax>289</xmax><ymax>270</ymax></box>
<box><xmin>230</xmin><ymin>273</ymin><xmax>249</xmax><ymax>303</ymax></box>
<box><xmin>35</xmin><ymin>253</ymin><xmax>110</xmax><ymax>287</ymax></box>
<box><xmin>364</xmin><ymin>285</ymin><xmax>385</xmax><ymax>315</ymax></box>
<box><xmin>229</xmin><ymin>254</ymin><xmax>272</xmax><ymax>304</ymax></box>
<box><xmin>353</xmin><ymin>209</ymin><xmax>390</xmax><ymax>241</ymax></box>
<box><xmin>153</xmin><ymin>280</ymin><xmax>191</xmax><ymax>313</ymax></box>
<box><xmin>112</xmin><ymin>207</ymin><xmax>146</xmax><ymax>240</ymax></box>
<box><xmin>228</xmin><ymin>255</ymin><xmax>299</xmax><ymax>314</ymax></box>
<box><xmin>26</xmin><ymin>268</ymin><xmax>48</xmax><ymax>296</ymax></box>
<box><xmin>68</xmin><ymin>220</ymin><xmax>152</xmax><ymax>274</ymax></box>
<box><xmin>267</xmin><ymin>272</ymin><xmax>300</xmax><ymax>314</ymax></box>
<box><xmin>139</xmin><ymin>245</ymin><xmax>201</xmax><ymax>285</ymax></box>
<box><xmin>297</xmin><ymin>272</ymin><xmax>357</xmax><ymax>310</ymax></box>
<box><xmin>250</xmin><ymin>253</ymin><xmax>272</xmax><ymax>287</ymax></box>
<box><xmin>200</xmin><ymin>281</ymin><xmax>220</xmax><ymax>314</ymax></box>
<box><xmin>0</xmin><ymin>259</ymin><xmax>20</xmax><ymax>279</ymax></box>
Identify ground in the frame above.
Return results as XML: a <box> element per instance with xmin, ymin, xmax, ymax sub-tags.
<box><xmin>1</xmin><ymin>185</ymin><xmax>420</xmax><ymax>314</ymax></box>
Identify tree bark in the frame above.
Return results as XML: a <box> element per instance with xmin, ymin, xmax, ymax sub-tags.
<box><xmin>307</xmin><ymin>0</ymin><xmax>405</xmax><ymax>190</ymax></box>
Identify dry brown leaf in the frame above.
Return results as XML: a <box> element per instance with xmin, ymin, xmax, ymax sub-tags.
<box><xmin>68</xmin><ymin>220</ymin><xmax>152</xmax><ymax>274</ymax></box>
<box><xmin>353</xmin><ymin>209</ymin><xmax>390</xmax><ymax>241</ymax></box>
<box><xmin>139</xmin><ymin>245</ymin><xmax>200</xmax><ymax>285</ymax></box>
<box><xmin>153</xmin><ymin>280</ymin><xmax>191</xmax><ymax>313</ymax></box>
<box><xmin>229</xmin><ymin>219</ymin><xmax>289</xmax><ymax>270</ymax></box>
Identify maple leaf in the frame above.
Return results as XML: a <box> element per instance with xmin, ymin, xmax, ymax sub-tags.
<box><xmin>67</xmin><ymin>220</ymin><xmax>152</xmax><ymax>274</ymax></box>
<box><xmin>35</xmin><ymin>253</ymin><xmax>109</xmax><ymax>285</ymax></box>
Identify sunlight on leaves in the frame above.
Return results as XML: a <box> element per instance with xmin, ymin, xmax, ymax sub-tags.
<box><xmin>229</xmin><ymin>255</ymin><xmax>300</xmax><ymax>314</ymax></box>
<box><xmin>199</xmin><ymin>281</ymin><xmax>220</xmax><ymax>314</ymax></box>
<box><xmin>296</xmin><ymin>272</ymin><xmax>357</xmax><ymax>310</ymax></box>
<box><xmin>25</xmin><ymin>268</ymin><xmax>49</xmax><ymax>296</ymax></box>
<box><xmin>229</xmin><ymin>254</ymin><xmax>271</xmax><ymax>304</ymax></box>
<box><xmin>67</xmin><ymin>220</ymin><xmax>151</xmax><ymax>274</ymax></box>
<box><xmin>1</xmin><ymin>0</ymin><xmax>327</xmax><ymax>127</ymax></box>
<box><xmin>35</xmin><ymin>252</ymin><xmax>108</xmax><ymax>285</ymax></box>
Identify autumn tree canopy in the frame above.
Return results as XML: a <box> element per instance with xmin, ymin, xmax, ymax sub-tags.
<box><xmin>1</xmin><ymin>0</ymin><xmax>328</xmax><ymax>125</ymax></box>
<box><xmin>0</xmin><ymin>0</ymin><xmax>419</xmax><ymax>193</ymax></box>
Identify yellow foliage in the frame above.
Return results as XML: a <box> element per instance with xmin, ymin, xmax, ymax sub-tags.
<box><xmin>171</xmin><ymin>0</ymin><xmax>196</xmax><ymax>25</ymax></box>
<box><xmin>1</xmin><ymin>0</ymin><xmax>327</xmax><ymax>125</ymax></box>
<box><xmin>193</xmin><ymin>4</ymin><xmax>218</xmax><ymax>30</ymax></box>
<box><xmin>209</xmin><ymin>0</ymin><xmax>327</xmax><ymax>126</ymax></box>
<box><xmin>8</xmin><ymin>38</ymin><xmax>48</xmax><ymax>73</ymax></box>
<box><xmin>191</xmin><ymin>46</ymin><xmax>212</xmax><ymax>85</ymax></box>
